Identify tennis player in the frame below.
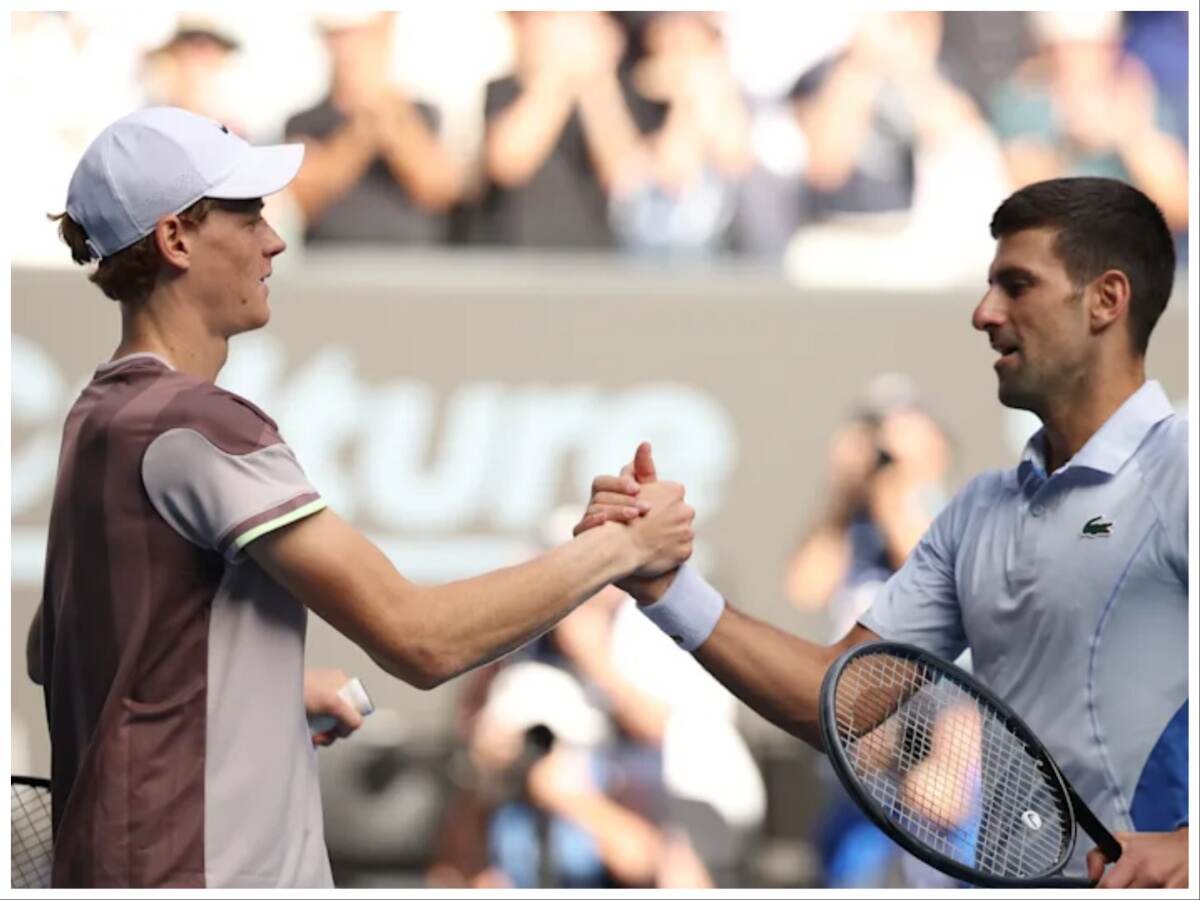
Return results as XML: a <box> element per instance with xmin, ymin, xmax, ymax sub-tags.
<box><xmin>26</xmin><ymin>106</ymin><xmax>695</xmax><ymax>888</ymax></box>
<box><xmin>581</xmin><ymin>177</ymin><xmax>1188</xmax><ymax>888</ymax></box>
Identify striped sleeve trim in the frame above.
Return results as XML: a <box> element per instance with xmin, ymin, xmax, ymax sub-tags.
<box><xmin>219</xmin><ymin>493</ymin><xmax>326</xmax><ymax>560</ymax></box>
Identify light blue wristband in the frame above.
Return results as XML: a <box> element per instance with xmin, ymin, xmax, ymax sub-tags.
<box><xmin>639</xmin><ymin>564</ymin><xmax>725</xmax><ymax>651</ymax></box>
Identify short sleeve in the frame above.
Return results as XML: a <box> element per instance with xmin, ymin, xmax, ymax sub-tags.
<box><xmin>858</xmin><ymin>483</ymin><xmax>972</xmax><ymax>660</ymax></box>
<box><xmin>142</xmin><ymin>392</ymin><xmax>326</xmax><ymax>562</ymax></box>
<box><xmin>1142</xmin><ymin>414</ymin><xmax>1188</xmax><ymax>588</ymax></box>
<box><xmin>484</xmin><ymin>77</ymin><xmax>521</xmax><ymax>120</ymax></box>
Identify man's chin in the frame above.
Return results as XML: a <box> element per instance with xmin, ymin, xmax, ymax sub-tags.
<box><xmin>996</xmin><ymin>379</ymin><xmax>1038</xmax><ymax>413</ymax></box>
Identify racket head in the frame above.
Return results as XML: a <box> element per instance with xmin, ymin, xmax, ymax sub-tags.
<box><xmin>819</xmin><ymin>641</ymin><xmax>1079</xmax><ymax>888</ymax></box>
<box><xmin>11</xmin><ymin>776</ymin><xmax>53</xmax><ymax>889</ymax></box>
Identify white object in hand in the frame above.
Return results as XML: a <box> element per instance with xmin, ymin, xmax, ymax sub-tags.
<box><xmin>308</xmin><ymin>677</ymin><xmax>374</xmax><ymax>734</ymax></box>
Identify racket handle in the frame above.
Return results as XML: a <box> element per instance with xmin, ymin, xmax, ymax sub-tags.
<box><xmin>308</xmin><ymin>677</ymin><xmax>374</xmax><ymax>734</ymax></box>
<box><xmin>1066</xmin><ymin>783</ymin><xmax>1123</xmax><ymax>862</ymax></box>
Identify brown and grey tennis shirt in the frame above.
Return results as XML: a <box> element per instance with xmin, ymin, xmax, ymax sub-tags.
<box><xmin>39</xmin><ymin>353</ymin><xmax>333</xmax><ymax>887</ymax></box>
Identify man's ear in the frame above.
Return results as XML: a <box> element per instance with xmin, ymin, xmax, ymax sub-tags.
<box><xmin>1088</xmin><ymin>269</ymin><xmax>1131</xmax><ymax>336</ymax></box>
<box><xmin>153</xmin><ymin>214</ymin><xmax>192</xmax><ymax>271</ymax></box>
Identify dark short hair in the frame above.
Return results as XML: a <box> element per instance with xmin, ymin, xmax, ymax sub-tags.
<box><xmin>989</xmin><ymin>177</ymin><xmax>1175</xmax><ymax>355</ymax></box>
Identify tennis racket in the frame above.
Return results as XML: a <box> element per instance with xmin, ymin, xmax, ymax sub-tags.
<box><xmin>11</xmin><ymin>776</ymin><xmax>53</xmax><ymax>888</ymax></box>
<box><xmin>819</xmin><ymin>641</ymin><xmax>1122</xmax><ymax>888</ymax></box>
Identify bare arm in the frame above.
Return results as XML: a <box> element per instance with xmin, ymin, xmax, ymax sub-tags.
<box><xmin>555</xmin><ymin>606</ymin><xmax>672</xmax><ymax>744</ymax></box>
<box><xmin>374</xmin><ymin>96</ymin><xmax>465</xmax><ymax>212</ymax></box>
<box><xmin>248</xmin><ymin>488</ymin><xmax>691</xmax><ymax>690</ymax></box>
<box><xmin>485</xmin><ymin>77</ymin><xmax>578</xmax><ymax>188</ymax></box>
<box><xmin>893</xmin><ymin>67</ymin><xmax>992</xmax><ymax>149</ymax></box>
<box><xmin>624</xmin><ymin>569</ymin><xmax>879</xmax><ymax>748</ymax></box>
<box><xmin>27</xmin><ymin>603</ymin><xmax>44</xmax><ymax>685</ymax></box>
<box><xmin>794</xmin><ymin>58</ymin><xmax>884</xmax><ymax>191</ymax></box>
<box><xmin>692</xmin><ymin>605</ymin><xmax>878</xmax><ymax>748</ymax></box>
<box><xmin>576</xmin><ymin>73</ymin><xmax>653</xmax><ymax>194</ymax></box>
<box><xmin>1116</xmin><ymin>130</ymin><xmax>1189</xmax><ymax>231</ymax></box>
<box><xmin>527</xmin><ymin>747</ymin><xmax>665</xmax><ymax>885</ymax></box>
<box><xmin>286</xmin><ymin>117</ymin><xmax>379</xmax><ymax>223</ymax></box>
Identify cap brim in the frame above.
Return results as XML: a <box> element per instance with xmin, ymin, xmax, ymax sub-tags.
<box><xmin>206</xmin><ymin>143</ymin><xmax>305</xmax><ymax>200</ymax></box>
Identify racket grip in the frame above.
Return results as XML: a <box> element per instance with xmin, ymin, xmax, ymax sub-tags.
<box><xmin>308</xmin><ymin>677</ymin><xmax>374</xmax><ymax>734</ymax></box>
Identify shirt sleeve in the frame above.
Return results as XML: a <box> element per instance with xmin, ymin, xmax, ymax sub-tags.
<box><xmin>1144</xmin><ymin>415</ymin><xmax>1188</xmax><ymax>589</ymax></box>
<box><xmin>142</xmin><ymin>392</ymin><xmax>326</xmax><ymax>562</ymax></box>
<box><xmin>858</xmin><ymin>478</ymin><xmax>977</xmax><ymax>660</ymax></box>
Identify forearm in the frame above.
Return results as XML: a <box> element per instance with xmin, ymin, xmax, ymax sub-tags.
<box><xmin>1118</xmin><ymin>132</ymin><xmax>1189</xmax><ymax>230</ymax></box>
<box><xmin>544</xmin><ymin>791</ymin><xmax>663</xmax><ymax>884</ymax></box>
<box><xmin>626</xmin><ymin>568</ymin><xmax>866</xmax><ymax>747</ymax></box>
<box><xmin>377</xmin><ymin>101</ymin><xmax>464</xmax><ymax>211</ymax></box>
<box><xmin>894</xmin><ymin>70</ymin><xmax>987</xmax><ymax>147</ymax></box>
<box><xmin>418</xmin><ymin>525</ymin><xmax>639</xmax><ymax>682</ymax></box>
<box><xmin>871</xmin><ymin>481</ymin><xmax>932</xmax><ymax>569</ymax></box>
<box><xmin>581</xmin><ymin>660</ymin><xmax>669</xmax><ymax>744</ymax></box>
<box><xmin>252</xmin><ymin>511</ymin><xmax>638</xmax><ymax>690</ymax></box>
<box><xmin>797</xmin><ymin>60</ymin><xmax>884</xmax><ymax>190</ymax></box>
<box><xmin>695</xmin><ymin>608</ymin><xmax>878</xmax><ymax>748</ymax></box>
<box><xmin>486</xmin><ymin>78</ymin><xmax>577</xmax><ymax>187</ymax></box>
<box><xmin>785</xmin><ymin>526</ymin><xmax>851</xmax><ymax>611</ymax></box>
<box><xmin>576</xmin><ymin>74</ymin><xmax>652</xmax><ymax>193</ymax></box>
<box><xmin>287</xmin><ymin>124</ymin><xmax>377</xmax><ymax>221</ymax></box>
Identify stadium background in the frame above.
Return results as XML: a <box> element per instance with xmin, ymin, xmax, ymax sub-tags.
<box><xmin>8</xmin><ymin>8</ymin><xmax>1191</xmax><ymax>888</ymax></box>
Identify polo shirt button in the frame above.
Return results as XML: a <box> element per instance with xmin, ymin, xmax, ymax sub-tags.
<box><xmin>1031</xmin><ymin>504</ymin><xmax>1044</xmax><ymax>517</ymax></box>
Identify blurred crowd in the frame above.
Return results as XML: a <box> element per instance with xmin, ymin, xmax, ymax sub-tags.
<box><xmin>11</xmin><ymin>10</ymin><xmax>1190</xmax><ymax>285</ymax></box>
<box><xmin>9</xmin><ymin>8</ymin><xmax>1190</xmax><ymax>889</ymax></box>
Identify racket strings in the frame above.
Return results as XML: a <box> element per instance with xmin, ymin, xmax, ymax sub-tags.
<box><xmin>834</xmin><ymin>654</ymin><xmax>1069</xmax><ymax>879</ymax></box>
<box><xmin>10</xmin><ymin>781</ymin><xmax>54</xmax><ymax>889</ymax></box>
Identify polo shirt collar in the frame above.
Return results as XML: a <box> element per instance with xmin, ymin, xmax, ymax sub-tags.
<box><xmin>1018</xmin><ymin>380</ymin><xmax>1174</xmax><ymax>482</ymax></box>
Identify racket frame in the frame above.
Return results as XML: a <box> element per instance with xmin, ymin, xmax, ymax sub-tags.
<box><xmin>819</xmin><ymin>640</ymin><xmax>1120</xmax><ymax>888</ymax></box>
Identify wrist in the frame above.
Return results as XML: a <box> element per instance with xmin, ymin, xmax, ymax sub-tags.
<box><xmin>638</xmin><ymin>564</ymin><xmax>725</xmax><ymax>652</ymax></box>
<box><xmin>591</xmin><ymin>520</ymin><xmax>644</xmax><ymax>580</ymax></box>
<box><xmin>619</xmin><ymin>569</ymin><xmax>677</xmax><ymax>606</ymax></box>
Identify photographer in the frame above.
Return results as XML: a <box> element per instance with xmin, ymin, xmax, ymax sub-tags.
<box><xmin>786</xmin><ymin>377</ymin><xmax>953</xmax><ymax>638</ymax></box>
<box><xmin>784</xmin><ymin>376</ymin><xmax>955</xmax><ymax>887</ymax></box>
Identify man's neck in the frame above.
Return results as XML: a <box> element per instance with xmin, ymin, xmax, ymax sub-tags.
<box><xmin>116</xmin><ymin>289</ymin><xmax>228</xmax><ymax>383</ymax></box>
<box><xmin>1038</xmin><ymin>364</ymin><xmax>1146</xmax><ymax>473</ymax></box>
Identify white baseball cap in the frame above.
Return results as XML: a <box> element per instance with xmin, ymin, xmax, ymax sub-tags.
<box><xmin>66</xmin><ymin>106</ymin><xmax>305</xmax><ymax>259</ymax></box>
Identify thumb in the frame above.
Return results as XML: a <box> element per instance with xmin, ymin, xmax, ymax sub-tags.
<box><xmin>1085</xmin><ymin>848</ymin><xmax>1106</xmax><ymax>883</ymax></box>
<box><xmin>633</xmin><ymin>441</ymin><xmax>658</xmax><ymax>484</ymax></box>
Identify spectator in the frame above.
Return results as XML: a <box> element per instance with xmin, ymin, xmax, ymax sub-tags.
<box><xmin>988</xmin><ymin>11</ymin><xmax>1188</xmax><ymax>233</ymax></box>
<box><xmin>284</xmin><ymin>12</ymin><xmax>463</xmax><ymax>245</ymax></box>
<box><xmin>609</xmin><ymin>12</ymin><xmax>754</xmax><ymax>256</ymax></box>
<box><xmin>11</xmin><ymin>11</ymin><xmax>153</xmax><ymax>265</ymax></box>
<box><xmin>936</xmin><ymin>12</ymin><xmax>1035</xmax><ymax>112</ymax></box>
<box><xmin>781</xmin><ymin>12</ymin><xmax>1010</xmax><ymax>288</ymax></box>
<box><xmin>787</xmin><ymin>375</ymin><xmax>953</xmax><ymax>650</ymax></box>
<box><xmin>140</xmin><ymin>16</ymin><xmax>244</xmax><ymax>129</ymax></box>
<box><xmin>722</xmin><ymin>10</ymin><xmax>858</xmax><ymax>257</ymax></box>
<box><xmin>474</xmin><ymin>12</ymin><xmax>656</xmax><ymax>249</ymax></box>
<box><xmin>785</xmin><ymin>376</ymin><xmax>957</xmax><ymax>887</ymax></box>
<box><xmin>1122</xmin><ymin>12</ymin><xmax>1189</xmax><ymax>146</ymax></box>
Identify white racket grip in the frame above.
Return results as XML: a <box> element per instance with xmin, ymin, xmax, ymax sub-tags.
<box><xmin>308</xmin><ymin>677</ymin><xmax>374</xmax><ymax>734</ymax></box>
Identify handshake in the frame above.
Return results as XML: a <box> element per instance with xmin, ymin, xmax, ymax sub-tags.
<box><xmin>573</xmin><ymin>441</ymin><xmax>695</xmax><ymax>606</ymax></box>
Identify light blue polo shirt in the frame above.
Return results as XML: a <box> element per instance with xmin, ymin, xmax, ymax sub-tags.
<box><xmin>860</xmin><ymin>380</ymin><xmax>1188</xmax><ymax>876</ymax></box>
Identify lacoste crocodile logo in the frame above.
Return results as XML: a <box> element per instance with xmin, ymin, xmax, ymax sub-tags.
<box><xmin>1082</xmin><ymin>516</ymin><xmax>1113</xmax><ymax>538</ymax></box>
